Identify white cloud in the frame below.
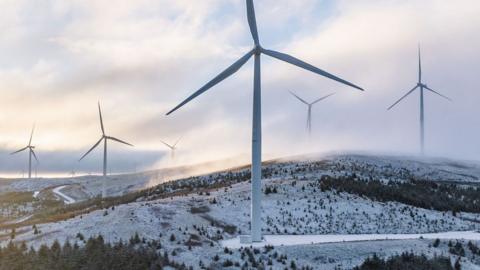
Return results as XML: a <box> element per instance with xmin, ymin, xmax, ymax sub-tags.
<box><xmin>0</xmin><ymin>0</ymin><xmax>479</xmax><ymax>174</ymax></box>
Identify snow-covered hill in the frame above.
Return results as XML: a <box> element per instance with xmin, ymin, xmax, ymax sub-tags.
<box><xmin>2</xmin><ymin>153</ymin><xmax>480</xmax><ymax>269</ymax></box>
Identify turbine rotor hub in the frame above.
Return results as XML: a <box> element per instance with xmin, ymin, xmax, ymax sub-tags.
<box><xmin>254</xmin><ymin>45</ymin><xmax>262</xmax><ymax>55</ymax></box>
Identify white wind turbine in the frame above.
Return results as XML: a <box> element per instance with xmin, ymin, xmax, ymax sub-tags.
<box><xmin>166</xmin><ymin>0</ymin><xmax>363</xmax><ymax>242</ymax></box>
<box><xmin>289</xmin><ymin>91</ymin><xmax>335</xmax><ymax>135</ymax></box>
<box><xmin>11</xmin><ymin>125</ymin><xmax>39</xmax><ymax>179</ymax></box>
<box><xmin>388</xmin><ymin>46</ymin><xmax>451</xmax><ymax>155</ymax></box>
<box><xmin>160</xmin><ymin>137</ymin><xmax>182</xmax><ymax>160</ymax></box>
<box><xmin>79</xmin><ymin>103</ymin><xmax>133</xmax><ymax>177</ymax></box>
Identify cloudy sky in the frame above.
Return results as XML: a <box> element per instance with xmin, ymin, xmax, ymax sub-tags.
<box><xmin>0</xmin><ymin>0</ymin><xmax>479</xmax><ymax>176</ymax></box>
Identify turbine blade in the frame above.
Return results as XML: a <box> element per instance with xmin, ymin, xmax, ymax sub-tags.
<box><xmin>79</xmin><ymin>137</ymin><xmax>103</xmax><ymax>161</ymax></box>
<box><xmin>262</xmin><ymin>48</ymin><xmax>364</xmax><ymax>91</ymax></box>
<box><xmin>289</xmin><ymin>91</ymin><xmax>309</xmax><ymax>105</ymax></box>
<box><xmin>246</xmin><ymin>0</ymin><xmax>260</xmax><ymax>46</ymax></box>
<box><xmin>311</xmin><ymin>93</ymin><xmax>335</xmax><ymax>105</ymax></box>
<box><xmin>166</xmin><ymin>49</ymin><xmax>255</xmax><ymax>115</ymax></box>
<box><xmin>10</xmin><ymin>146</ymin><xmax>28</xmax><ymax>155</ymax></box>
<box><xmin>98</xmin><ymin>102</ymin><xmax>105</xmax><ymax>135</ymax></box>
<box><xmin>160</xmin><ymin>140</ymin><xmax>174</xmax><ymax>150</ymax></box>
<box><xmin>107</xmin><ymin>136</ymin><xmax>133</xmax><ymax>147</ymax></box>
<box><xmin>29</xmin><ymin>124</ymin><xmax>35</xmax><ymax>146</ymax></box>
<box><xmin>425</xmin><ymin>86</ymin><xmax>452</xmax><ymax>101</ymax></box>
<box><xmin>418</xmin><ymin>45</ymin><xmax>422</xmax><ymax>83</ymax></box>
<box><xmin>387</xmin><ymin>85</ymin><xmax>419</xmax><ymax>110</ymax></box>
<box><xmin>173</xmin><ymin>136</ymin><xmax>183</xmax><ymax>148</ymax></box>
<box><xmin>31</xmin><ymin>149</ymin><xmax>39</xmax><ymax>163</ymax></box>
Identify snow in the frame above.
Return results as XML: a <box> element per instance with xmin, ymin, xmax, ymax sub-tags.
<box><xmin>0</xmin><ymin>158</ymin><xmax>246</xmax><ymax>201</ymax></box>
<box><xmin>8</xmin><ymin>174</ymin><xmax>480</xmax><ymax>268</ymax></box>
<box><xmin>3</xmin><ymin>215</ymin><xmax>33</xmax><ymax>225</ymax></box>
<box><xmin>4</xmin><ymin>153</ymin><xmax>480</xmax><ymax>268</ymax></box>
<box><xmin>52</xmin><ymin>185</ymin><xmax>76</xmax><ymax>204</ymax></box>
<box><xmin>327</xmin><ymin>154</ymin><xmax>480</xmax><ymax>184</ymax></box>
<box><xmin>222</xmin><ymin>231</ymin><xmax>480</xmax><ymax>248</ymax></box>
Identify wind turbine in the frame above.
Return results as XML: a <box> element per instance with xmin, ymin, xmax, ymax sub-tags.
<box><xmin>387</xmin><ymin>46</ymin><xmax>451</xmax><ymax>155</ymax></box>
<box><xmin>289</xmin><ymin>91</ymin><xmax>334</xmax><ymax>135</ymax></box>
<box><xmin>160</xmin><ymin>137</ymin><xmax>182</xmax><ymax>160</ymax></box>
<box><xmin>11</xmin><ymin>125</ymin><xmax>38</xmax><ymax>179</ymax></box>
<box><xmin>79</xmin><ymin>103</ymin><xmax>133</xmax><ymax>177</ymax></box>
<box><xmin>166</xmin><ymin>0</ymin><xmax>363</xmax><ymax>242</ymax></box>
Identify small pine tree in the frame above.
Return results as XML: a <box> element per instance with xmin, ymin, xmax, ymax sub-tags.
<box><xmin>222</xmin><ymin>259</ymin><xmax>233</xmax><ymax>267</ymax></box>
<box><xmin>33</xmin><ymin>225</ymin><xmax>39</xmax><ymax>235</ymax></box>
<box><xmin>455</xmin><ymin>257</ymin><xmax>461</xmax><ymax>270</ymax></box>
<box><xmin>132</xmin><ymin>232</ymin><xmax>141</xmax><ymax>244</ymax></box>
<box><xmin>76</xmin><ymin>233</ymin><xmax>84</xmax><ymax>241</ymax></box>
<box><xmin>290</xmin><ymin>260</ymin><xmax>297</xmax><ymax>270</ymax></box>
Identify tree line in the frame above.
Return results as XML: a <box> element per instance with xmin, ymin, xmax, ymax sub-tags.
<box><xmin>354</xmin><ymin>252</ymin><xmax>457</xmax><ymax>270</ymax></box>
<box><xmin>0</xmin><ymin>235</ymin><xmax>190</xmax><ymax>270</ymax></box>
<box><xmin>320</xmin><ymin>174</ymin><xmax>480</xmax><ymax>213</ymax></box>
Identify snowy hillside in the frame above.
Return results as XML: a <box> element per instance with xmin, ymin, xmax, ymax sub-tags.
<box><xmin>2</xmin><ymin>153</ymin><xmax>480</xmax><ymax>269</ymax></box>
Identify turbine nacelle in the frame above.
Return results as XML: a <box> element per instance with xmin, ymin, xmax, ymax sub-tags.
<box><xmin>254</xmin><ymin>45</ymin><xmax>262</xmax><ymax>55</ymax></box>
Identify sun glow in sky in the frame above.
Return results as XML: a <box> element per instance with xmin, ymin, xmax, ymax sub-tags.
<box><xmin>0</xmin><ymin>0</ymin><xmax>479</xmax><ymax>176</ymax></box>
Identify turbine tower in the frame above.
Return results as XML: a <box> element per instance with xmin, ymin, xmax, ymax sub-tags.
<box><xmin>79</xmin><ymin>103</ymin><xmax>133</xmax><ymax>177</ymax></box>
<box><xmin>166</xmin><ymin>0</ymin><xmax>363</xmax><ymax>242</ymax></box>
<box><xmin>11</xmin><ymin>125</ymin><xmax>39</xmax><ymax>179</ymax></box>
<box><xmin>289</xmin><ymin>91</ymin><xmax>334</xmax><ymax>135</ymax></box>
<box><xmin>160</xmin><ymin>137</ymin><xmax>182</xmax><ymax>160</ymax></box>
<box><xmin>388</xmin><ymin>46</ymin><xmax>451</xmax><ymax>155</ymax></box>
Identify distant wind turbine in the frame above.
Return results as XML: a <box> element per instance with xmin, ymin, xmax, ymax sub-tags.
<box><xmin>160</xmin><ymin>137</ymin><xmax>182</xmax><ymax>160</ymax></box>
<box><xmin>166</xmin><ymin>0</ymin><xmax>363</xmax><ymax>242</ymax></box>
<box><xmin>387</xmin><ymin>46</ymin><xmax>451</xmax><ymax>155</ymax></box>
<box><xmin>11</xmin><ymin>125</ymin><xmax>39</xmax><ymax>179</ymax></box>
<box><xmin>79</xmin><ymin>103</ymin><xmax>133</xmax><ymax>177</ymax></box>
<box><xmin>289</xmin><ymin>91</ymin><xmax>335</xmax><ymax>135</ymax></box>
